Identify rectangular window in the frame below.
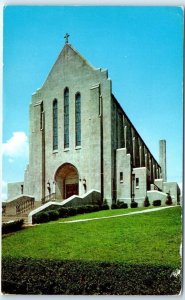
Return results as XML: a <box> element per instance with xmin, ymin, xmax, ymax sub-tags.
<box><xmin>120</xmin><ymin>172</ymin><xmax>123</xmax><ymax>182</ymax></box>
<box><xmin>136</xmin><ymin>177</ymin><xmax>139</xmax><ymax>188</ymax></box>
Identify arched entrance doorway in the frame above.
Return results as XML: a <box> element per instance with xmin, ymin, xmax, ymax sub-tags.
<box><xmin>55</xmin><ymin>163</ymin><xmax>79</xmax><ymax>200</ymax></box>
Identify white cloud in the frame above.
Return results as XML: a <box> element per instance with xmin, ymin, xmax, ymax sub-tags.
<box><xmin>2</xmin><ymin>132</ymin><xmax>29</xmax><ymax>160</ymax></box>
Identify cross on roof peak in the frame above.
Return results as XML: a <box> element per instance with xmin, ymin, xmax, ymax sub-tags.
<box><xmin>64</xmin><ymin>33</ymin><xmax>70</xmax><ymax>44</ymax></box>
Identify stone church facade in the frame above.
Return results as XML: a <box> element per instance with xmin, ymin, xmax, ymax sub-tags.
<box><xmin>7</xmin><ymin>41</ymin><xmax>180</xmax><ymax>207</ymax></box>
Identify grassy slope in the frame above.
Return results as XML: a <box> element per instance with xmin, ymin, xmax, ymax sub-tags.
<box><xmin>2</xmin><ymin>206</ymin><xmax>182</xmax><ymax>268</ymax></box>
<box><xmin>59</xmin><ymin>206</ymin><xmax>158</xmax><ymax>221</ymax></box>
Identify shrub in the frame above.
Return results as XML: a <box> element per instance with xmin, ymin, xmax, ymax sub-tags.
<box><xmin>83</xmin><ymin>205</ymin><xmax>98</xmax><ymax>213</ymax></box>
<box><xmin>166</xmin><ymin>193</ymin><xmax>172</xmax><ymax>205</ymax></box>
<box><xmin>111</xmin><ymin>203</ymin><xmax>119</xmax><ymax>209</ymax></box>
<box><xmin>117</xmin><ymin>200</ymin><xmax>122</xmax><ymax>206</ymax></box>
<box><xmin>103</xmin><ymin>198</ymin><xmax>108</xmax><ymax>205</ymax></box>
<box><xmin>100</xmin><ymin>204</ymin><xmax>109</xmax><ymax>210</ymax></box>
<box><xmin>1</xmin><ymin>257</ymin><xmax>181</xmax><ymax>295</ymax></box>
<box><xmin>153</xmin><ymin>200</ymin><xmax>161</xmax><ymax>207</ymax></box>
<box><xmin>144</xmin><ymin>196</ymin><xmax>150</xmax><ymax>207</ymax></box>
<box><xmin>76</xmin><ymin>206</ymin><xmax>86</xmax><ymax>215</ymax></box>
<box><xmin>58</xmin><ymin>205</ymin><xmax>101</xmax><ymax>218</ymax></box>
<box><xmin>67</xmin><ymin>207</ymin><xmax>77</xmax><ymax>216</ymax></box>
<box><xmin>130</xmin><ymin>202</ymin><xmax>138</xmax><ymax>208</ymax></box>
<box><xmin>92</xmin><ymin>204</ymin><xmax>100</xmax><ymax>212</ymax></box>
<box><xmin>119</xmin><ymin>202</ymin><xmax>128</xmax><ymax>209</ymax></box>
<box><xmin>84</xmin><ymin>205</ymin><xmax>93</xmax><ymax>213</ymax></box>
<box><xmin>33</xmin><ymin>212</ymin><xmax>49</xmax><ymax>224</ymax></box>
<box><xmin>113</xmin><ymin>200</ymin><xmax>128</xmax><ymax>209</ymax></box>
<box><xmin>2</xmin><ymin>219</ymin><xmax>24</xmax><ymax>235</ymax></box>
<box><xmin>58</xmin><ymin>207</ymin><xmax>69</xmax><ymax>218</ymax></box>
<box><xmin>47</xmin><ymin>210</ymin><xmax>60</xmax><ymax>221</ymax></box>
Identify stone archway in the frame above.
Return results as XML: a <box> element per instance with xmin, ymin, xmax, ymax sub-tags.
<box><xmin>55</xmin><ymin>163</ymin><xmax>79</xmax><ymax>200</ymax></box>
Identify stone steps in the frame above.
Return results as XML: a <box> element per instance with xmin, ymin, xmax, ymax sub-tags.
<box><xmin>2</xmin><ymin>214</ymin><xmax>29</xmax><ymax>224</ymax></box>
<box><xmin>2</xmin><ymin>201</ymin><xmax>47</xmax><ymax>224</ymax></box>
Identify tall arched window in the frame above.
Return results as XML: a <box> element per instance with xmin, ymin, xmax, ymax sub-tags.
<box><xmin>75</xmin><ymin>93</ymin><xmax>81</xmax><ymax>146</ymax></box>
<box><xmin>53</xmin><ymin>99</ymin><xmax>58</xmax><ymax>150</ymax></box>
<box><xmin>64</xmin><ymin>88</ymin><xmax>69</xmax><ymax>148</ymax></box>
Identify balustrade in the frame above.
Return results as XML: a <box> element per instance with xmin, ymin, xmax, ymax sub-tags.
<box><xmin>41</xmin><ymin>193</ymin><xmax>56</xmax><ymax>205</ymax></box>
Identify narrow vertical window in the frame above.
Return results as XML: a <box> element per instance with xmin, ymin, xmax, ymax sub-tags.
<box><xmin>136</xmin><ymin>177</ymin><xmax>139</xmax><ymax>188</ymax></box>
<box><xmin>64</xmin><ymin>88</ymin><xmax>69</xmax><ymax>148</ymax></box>
<box><xmin>53</xmin><ymin>99</ymin><xmax>58</xmax><ymax>150</ymax></box>
<box><xmin>120</xmin><ymin>172</ymin><xmax>123</xmax><ymax>182</ymax></box>
<box><xmin>75</xmin><ymin>93</ymin><xmax>81</xmax><ymax>146</ymax></box>
<box><xmin>40</xmin><ymin>101</ymin><xmax>44</xmax><ymax>130</ymax></box>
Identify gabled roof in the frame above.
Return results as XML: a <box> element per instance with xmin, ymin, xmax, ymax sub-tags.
<box><xmin>40</xmin><ymin>43</ymin><xmax>98</xmax><ymax>89</ymax></box>
<box><xmin>63</xmin><ymin>43</ymin><xmax>97</xmax><ymax>70</ymax></box>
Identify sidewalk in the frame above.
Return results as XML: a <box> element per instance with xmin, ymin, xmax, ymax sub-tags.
<box><xmin>59</xmin><ymin>205</ymin><xmax>176</xmax><ymax>224</ymax></box>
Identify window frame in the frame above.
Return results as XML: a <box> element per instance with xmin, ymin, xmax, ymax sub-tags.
<box><xmin>136</xmin><ymin>177</ymin><xmax>139</xmax><ymax>188</ymax></box>
<box><xmin>120</xmin><ymin>172</ymin><xmax>123</xmax><ymax>183</ymax></box>
<box><xmin>53</xmin><ymin>99</ymin><xmax>58</xmax><ymax>150</ymax></box>
<box><xmin>64</xmin><ymin>87</ymin><xmax>69</xmax><ymax>149</ymax></box>
<box><xmin>75</xmin><ymin>92</ymin><xmax>81</xmax><ymax>147</ymax></box>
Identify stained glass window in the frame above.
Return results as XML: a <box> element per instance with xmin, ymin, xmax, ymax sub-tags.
<box><xmin>64</xmin><ymin>88</ymin><xmax>69</xmax><ymax>148</ymax></box>
<box><xmin>53</xmin><ymin>99</ymin><xmax>58</xmax><ymax>150</ymax></box>
<box><xmin>75</xmin><ymin>93</ymin><xmax>81</xmax><ymax>146</ymax></box>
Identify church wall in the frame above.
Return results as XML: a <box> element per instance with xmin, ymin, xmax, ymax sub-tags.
<box><xmin>7</xmin><ymin>182</ymin><xmax>24</xmax><ymax>199</ymax></box>
<box><xmin>111</xmin><ymin>95</ymin><xmax>162</xmax><ymax>205</ymax></box>
<box><xmin>132</xmin><ymin>167</ymin><xmax>147</xmax><ymax>206</ymax></box>
<box><xmin>113</xmin><ymin>97</ymin><xmax>160</xmax><ymax>172</ymax></box>
<box><xmin>101</xmin><ymin>79</ymin><xmax>113</xmax><ymax>205</ymax></box>
<box><xmin>7</xmin><ymin>44</ymin><xmax>180</xmax><ymax>207</ymax></box>
<box><xmin>116</xmin><ymin>148</ymin><xmax>131</xmax><ymax>203</ymax></box>
<box><xmin>23</xmin><ymin>93</ymin><xmax>44</xmax><ymax>201</ymax></box>
<box><xmin>154</xmin><ymin>178</ymin><xmax>163</xmax><ymax>190</ymax></box>
<box><xmin>163</xmin><ymin>182</ymin><xmax>179</xmax><ymax>203</ymax></box>
<box><xmin>24</xmin><ymin>165</ymin><xmax>30</xmax><ymax>194</ymax></box>
<box><xmin>24</xmin><ymin>45</ymin><xmax>113</xmax><ymax>202</ymax></box>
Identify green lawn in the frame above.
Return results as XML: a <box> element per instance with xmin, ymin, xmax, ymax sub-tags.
<box><xmin>2</xmin><ymin>206</ymin><xmax>182</xmax><ymax>268</ymax></box>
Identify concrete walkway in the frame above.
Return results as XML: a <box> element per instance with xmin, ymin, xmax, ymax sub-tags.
<box><xmin>59</xmin><ymin>205</ymin><xmax>177</xmax><ymax>224</ymax></box>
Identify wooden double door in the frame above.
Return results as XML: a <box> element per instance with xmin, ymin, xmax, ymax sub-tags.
<box><xmin>65</xmin><ymin>183</ymin><xmax>78</xmax><ymax>199</ymax></box>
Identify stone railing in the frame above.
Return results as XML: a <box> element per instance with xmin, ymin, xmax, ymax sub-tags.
<box><xmin>150</xmin><ymin>183</ymin><xmax>162</xmax><ymax>192</ymax></box>
<box><xmin>3</xmin><ymin>195</ymin><xmax>35</xmax><ymax>216</ymax></box>
<box><xmin>16</xmin><ymin>198</ymin><xmax>35</xmax><ymax>215</ymax></box>
<box><xmin>153</xmin><ymin>183</ymin><xmax>162</xmax><ymax>192</ymax></box>
<box><xmin>41</xmin><ymin>193</ymin><xmax>56</xmax><ymax>205</ymax></box>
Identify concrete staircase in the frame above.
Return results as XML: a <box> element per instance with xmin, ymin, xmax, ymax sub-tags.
<box><xmin>2</xmin><ymin>214</ymin><xmax>29</xmax><ymax>225</ymax></box>
<box><xmin>2</xmin><ymin>201</ymin><xmax>41</xmax><ymax>225</ymax></box>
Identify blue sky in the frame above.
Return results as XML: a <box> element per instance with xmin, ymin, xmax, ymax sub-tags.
<box><xmin>2</xmin><ymin>6</ymin><xmax>184</xmax><ymax>199</ymax></box>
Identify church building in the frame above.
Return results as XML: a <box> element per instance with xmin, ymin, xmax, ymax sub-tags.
<box><xmin>7</xmin><ymin>36</ymin><xmax>180</xmax><ymax>208</ymax></box>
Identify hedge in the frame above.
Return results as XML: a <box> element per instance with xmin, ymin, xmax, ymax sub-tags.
<box><xmin>111</xmin><ymin>203</ymin><xmax>119</xmax><ymax>209</ymax></box>
<box><xmin>33</xmin><ymin>204</ymin><xmax>109</xmax><ymax>224</ymax></box>
<box><xmin>144</xmin><ymin>196</ymin><xmax>150</xmax><ymax>207</ymax></box>
<box><xmin>2</xmin><ymin>219</ymin><xmax>24</xmax><ymax>235</ymax></box>
<box><xmin>130</xmin><ymin>202</ymin><xmax>138</xmax><ymax>208</ymax></box>
<box><xmin>111</xmin><ymin>201</ymin><xmax>128</xmax><ymax>209</ymax></box>
<box><xmin>119</xmin><ymin>202</ymin><xmax>128</xmax><ymax>209</ymax></box>
<box><xmin>100</xmin><ymin>204</ymin><xmax>110</xmax><ymax>210</ymax></box>
<box><xmin>1</xmin><ymin>257</ymin><xmax>181</xmax><ymax>295</ymax></box>
<box><xmin>48</xmin><ymin>210</ymin><xmax>60</xmax><ymax>221</ymax></box>
<box><xmin>32</xmin><ymin>212</ymin><xmax>50</xmax><ymax>224</ymax></box>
